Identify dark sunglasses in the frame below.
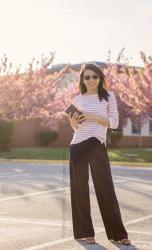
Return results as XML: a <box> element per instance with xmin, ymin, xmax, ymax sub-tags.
<box><xmin>84</xmin><ymin>74</ymin><xmax>99</xmax><ymax>80</ymax></box>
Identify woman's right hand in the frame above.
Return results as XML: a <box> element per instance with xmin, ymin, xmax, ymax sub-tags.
<box><xmin>68</xmin><ymin>112</ymin><xmax>86</xmax><ymax>129</ymax></box>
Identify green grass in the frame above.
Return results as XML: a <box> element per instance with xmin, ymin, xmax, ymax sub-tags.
<box><xmin>108</xmin><ymin>148</ymin><xmax>152</xmax><ymax>163</ymax></box>
<box><xmin>0</xmin><ymin>147</ymin><xmax>152</xmax><ymax>163</ymax></box>
<box><xmin>0</xmin><ymin>147</ymin><xmax>69</xmax><ymax>160</ymax></box>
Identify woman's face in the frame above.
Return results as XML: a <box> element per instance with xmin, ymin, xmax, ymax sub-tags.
<box><xmin>83</xmin><ymin>69</ymin><xmax>100</xmax><ymax>92</ymax></box>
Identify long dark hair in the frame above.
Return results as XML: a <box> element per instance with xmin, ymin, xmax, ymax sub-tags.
<box><xmin>79</xmin><ymin>63</ymin><xmax>110</xmax><ymax>102</ymax></box>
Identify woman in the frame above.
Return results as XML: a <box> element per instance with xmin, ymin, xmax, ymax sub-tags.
<box><xmin>68</xmin><ymin>63</ymin><xmax>131</xmax><ymax>245</ymax></box>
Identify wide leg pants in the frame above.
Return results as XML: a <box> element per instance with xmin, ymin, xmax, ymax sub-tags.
<box><xmin>69</xmin><ymin>137</ymin><xmax>128</xmax><ymax>240</ymax></box>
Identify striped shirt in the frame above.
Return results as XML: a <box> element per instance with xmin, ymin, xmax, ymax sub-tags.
<box><xmin>70</xmin><ymin>91</ymin><xmax>119</xmax><ymax>146</ymax></box>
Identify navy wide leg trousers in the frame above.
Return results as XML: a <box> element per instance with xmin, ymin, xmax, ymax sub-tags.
<box><xmin>69</xmin><ymin>137</ymin><xmax>128</xmax><ymax>240</ymax></box>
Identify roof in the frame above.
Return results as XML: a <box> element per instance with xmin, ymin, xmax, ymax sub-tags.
<box><xmin>47</xmin><ymin>61</ymin><xmax>107</xmax><ymax>74</ymax></box>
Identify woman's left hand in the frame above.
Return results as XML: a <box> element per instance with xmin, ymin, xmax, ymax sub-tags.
<box><xmin>82</xmin><ymin>112</ymin><xmax>98</xmax><ymax>122</ymax></box>
<box><xmin>82</xmin><ymin>111</ymin><xmax>109</xmax><ymax>127</ymax></box>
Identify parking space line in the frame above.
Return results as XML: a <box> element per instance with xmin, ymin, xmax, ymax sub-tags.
<box><xmin>124</xmin><ymin>214</ymin><xmax>152</xmax><ymax>225</ymax></box>
<box><xmin>0</xmin><ymin>178</ymin><xmax>130</xmax><ymax>202</ymax></box>
<box><xmin>22</xmin><ymin>230</ymin><xmax>106</xmax><ymax>250</ymax></box>
<box><xmin>113</xmin><ymin>179</ymin><xmax>127</xmax><ymax>183</ymax></box>
<box><xmin>22</xmin><ymin>214</ymin><xmax>152</xmax><ymax>250</ymax></box>
<box><xmin>0</xmin><ymin>174</ymin><xmax>32</xmax><ymax>178</ymax></box>
<box><xmin>133</xmin><ymin>241</ymin><xmax>152</xmax><ymax>244</ymax></box>
<box><xmin>0</xmin><ymin>218</ymin><xmax>73</xmax><ymax>227</ymax></box>
<box><xmin>115</xmin><ymin>176</ymin><xmax>152</xmax><ymax>185</ymax></box>
<box><xmin>0</xmin><ymin>217</ymin><xmax>101</xmax><ymax>230</ymax></box>
<box><xmin>0</xmin><ymin>187</ymin><xmax>70</xmax><ymax>202</ymax></box>
<box><xmin>22</xmin><ymin>236</ymin><xmax>81</xmax><ymax>250</ymax></box>
<box><xmin>128</xmin><ymin>230</ymin><xmax>152</xmax><ymax>235</ymax></box>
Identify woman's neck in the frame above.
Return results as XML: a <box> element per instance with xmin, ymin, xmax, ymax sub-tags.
<box><xmin>84</xmin><ymin>91</ymin><xmax>98</xmax><ymax>95</ymax></box>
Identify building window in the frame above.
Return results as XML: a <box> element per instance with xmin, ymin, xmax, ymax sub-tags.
<box><xmin>132</xmin><ymin>123</ymin><xmax>141</xmax><ymax>134</ymax></box>
<box><xmin>149</xmin><ymin>120</ymin><xmax>152</xmax><ymax>135</ymax></box>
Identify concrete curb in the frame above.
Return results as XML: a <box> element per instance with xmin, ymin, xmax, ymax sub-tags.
<box><xmin>0</xmin><ymin>158</ymin><xmax>151</xmax><ymax>167</ymax></box>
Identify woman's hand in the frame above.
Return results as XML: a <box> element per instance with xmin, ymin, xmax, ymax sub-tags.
<box><xmin>68</xmin><ymin>111</ymin><xmax>109</xmax><ymax>128</ymax></box>
<box><xmin>68</xmin><ymin>112</ymin><xmax>86</xmax><ymax>130</ymax></box>
<box><xmin>82</xmin><ymin>111</ymin><xmax>110</xmax><ymax>127</ymax></box>
<box><xmin>82</xmin><ymin>111</ymin><xmax>98</xmax><ymax>122</ymax></box>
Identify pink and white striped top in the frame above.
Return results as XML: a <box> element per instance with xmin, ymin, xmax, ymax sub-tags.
<box><xmin>70</xmin><ymin>91</ymin><xmax>119</xmax><ymax>146</ymax></box>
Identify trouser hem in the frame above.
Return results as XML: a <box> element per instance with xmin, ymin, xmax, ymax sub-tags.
<box><xmin>74</xmin><ymin>235</ymin><xmax>95</xmax><ymax>239</ymax></box>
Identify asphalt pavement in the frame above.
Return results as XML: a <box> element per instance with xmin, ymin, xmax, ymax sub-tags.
<box><xmin>0</xmin><ymin>161</ymin><xmax>152</xmax><ymax>250</ymax></box>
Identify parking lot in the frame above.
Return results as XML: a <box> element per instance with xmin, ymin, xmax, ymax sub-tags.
<box><xmin>0</xmin><ymin>161</ymin><xmax>152</xmax><ymax>250</ymax></box>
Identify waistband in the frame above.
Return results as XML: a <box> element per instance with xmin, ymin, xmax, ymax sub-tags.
<box><xmin>70</xmin><ymin>136</ymin><xmax>106</xmax><ymax>147</ymax></box>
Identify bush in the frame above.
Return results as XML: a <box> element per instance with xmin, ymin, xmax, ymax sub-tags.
<box><xmin>0</xmin><ymin>120</ymin><xmax>14</xmax><ymax>151</ymax></box>
<box><xmin>37</xmin><ymin>130</ymin><xmax>58</xmax><ymax>146</ymax></box>
<box><xmin>110</xmin><ymin>130</ymin><xmax>123</xmax><ymax>147</ymax></box>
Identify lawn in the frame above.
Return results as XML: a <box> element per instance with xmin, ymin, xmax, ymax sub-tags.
<box><xmin>0</xmin><ymin>147</ymin><xmax>151</xmax><ymax>163</ymax></box>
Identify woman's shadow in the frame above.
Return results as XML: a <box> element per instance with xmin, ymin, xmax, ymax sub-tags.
<box><xmin>76</xmin><ymin>239</ymin><xmax>140</xmax><ymax>249</ymax></box>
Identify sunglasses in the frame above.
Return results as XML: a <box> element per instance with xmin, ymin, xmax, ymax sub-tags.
<box><xmin>84</xmin><ymin>74</ymin><xmax>99</xmax><ymax>80</ymax></box>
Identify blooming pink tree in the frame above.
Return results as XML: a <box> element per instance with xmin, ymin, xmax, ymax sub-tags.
<box><xmin>105</xmin><ymin>52</ymin><xmax>151</xmax><ymax>122</ymax></box>
<box><xmin>103</xmin><ymin>51</ymin><xmax>152</xmax><ymax>148</ymax></box>
<box><xmin>0</xmin><ymin>51</ymin><xmax>151</xmax><ymax>149</ymax></box>
<box><xmin>0</xmin><ymin>54</ymin><xmax>70</xmax><ymax>130</ymax></box>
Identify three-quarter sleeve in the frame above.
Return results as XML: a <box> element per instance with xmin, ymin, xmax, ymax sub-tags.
<box><xmin>108</xmin><ymin>91</ymin><xmax>119</xmax><ymax>129</ymax></box>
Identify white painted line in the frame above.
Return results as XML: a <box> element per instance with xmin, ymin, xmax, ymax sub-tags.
<box><xmin>13</xmin><ymin>168</ymin><xmax>24</xmax><ymax>172</ymax></box>
<box><xmin>113</xmin><ymin>179</ymin><xmax>127</xmax><ymax>183</ymax></box>
<box><xmin>0</xmin><ymin>187</ymin><xmax>70</xmax><ymax>202</ymax></box>
<box><xmin>124</xmin><ymin>214</ymin><xmax>152</xmax><ymax>225</ymax></box>
<box><xmin>22</xmin><ymin>214</ymin><xmax>152</xmax><ymax>250</ymax></box>
<box><xmin>0</xmin><ymin>174</ymin><xmax>32</xmax><ymax>178</ymax></box>
<box><xmin>128</xmin><ymin>230</ymin><xmax>152</xmax><ymax>235</ymax></box>
<box><xmin>0</xmin><ymin>218</ymin><xmax>73</xmax><ymax>227</ymax></box>
<box><xmin>115</xmin><ymin>176</ymin><xmax>152</xmax><ymax>185</ymax></box>
<box><xmin>22</xmin><ymin>229</ymin><xmax>106</xmax><ymax>250</ymax></box>
<box><xmin>22</xmin><ymin>236</ymin><xmax>79</xmax><ymax>250</ymax></box>
<box><xmin>22</xmin><ymin>239</ymin><xmax>152</xmax><ymax>250</ymax></box>
<box><xmin>0</xmin><ymin>218</ymin><xmax>101</xmax><ymax>230</ymax></box>
<box><xmin>133</xmin><ymin>241</ymin><xmax>152</xmax><ymax>244</ymax></box>
<box><xmin>88</xmin><ymin>180</ymin><xmax>127</xmax><ymax>190</ymax></box>
<box><xmin>0</xmin><ymin>178</ymin><xmax>127</xmax><ymax>202</ymax></box>
<box><xmin>0</xmin><ymin>175</ymin><xmax>149</xmax><ymax>202</ymax></box>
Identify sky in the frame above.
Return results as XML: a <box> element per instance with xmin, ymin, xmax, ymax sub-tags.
<box><xmin>0</xmin><ymin>0</ymin><xmax>151</xmax><ymax>70</ymax></box>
